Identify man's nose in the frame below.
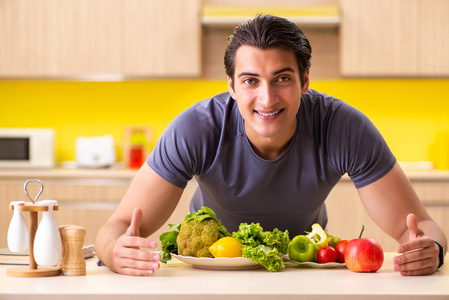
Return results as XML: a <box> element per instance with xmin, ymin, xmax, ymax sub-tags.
<box><xmin>257</xmin><ymin>83</ymin><xmax>278</xmax><ymax>107</ymax></box>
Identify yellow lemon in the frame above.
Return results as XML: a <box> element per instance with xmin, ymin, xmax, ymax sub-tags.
<box><xmin>209</xmin><ymin>237</ymin><xmax>243</xmax><ymax>258</ymax></box>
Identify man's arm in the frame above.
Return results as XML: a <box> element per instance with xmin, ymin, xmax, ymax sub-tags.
<box><xmin>357</xmin><ymin>162</ymin><xmax>447</xmax><ymax>275</ymax></box>
<box><xmin>95</xmin><ymin>163</ymin><xmax>184</xmax><ymax>276</ymax></box>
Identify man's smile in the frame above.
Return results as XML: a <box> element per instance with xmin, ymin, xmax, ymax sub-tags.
<box><xmin>254</xmin><ymin>108</ymin><xmax>284</xmax><ymax>118</ymax></box>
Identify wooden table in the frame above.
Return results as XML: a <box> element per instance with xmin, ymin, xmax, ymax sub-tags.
<box><xmin>0</xmin><ymin>253</ymin><xmax>447</xmax><ymax>299</ymax></box>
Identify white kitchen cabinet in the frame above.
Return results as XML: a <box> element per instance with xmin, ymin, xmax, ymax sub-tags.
<box><xmin>0</xmin><ymin>0</ymin><xmax>201</xmax><ymax>78</ymax></box>
<box><xmin>340</xmin><ymin>0</ymin><xmax>449</xmax><ymax>77</ymax></box>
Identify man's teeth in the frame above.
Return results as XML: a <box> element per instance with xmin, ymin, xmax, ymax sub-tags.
<box><xmin>256</xmin><ymin>110</ymin><xmax>281</xmax><ymax>116</ymax></box>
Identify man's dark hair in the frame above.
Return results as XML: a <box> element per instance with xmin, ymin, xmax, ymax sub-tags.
<box><xmin>224</xmin><ymin>14</ymin><xmax>312</xmax><ymax>88</ymax></box>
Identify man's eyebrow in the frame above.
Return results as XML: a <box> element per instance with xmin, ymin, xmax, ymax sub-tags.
<box><xmin>273</xmin><ymin>67</ymin><xmax>295</xmax><ymax>75</ymax></box>
<box><xmin>237</xmin><ymin>72</ymin><xmax>259</xmax><ymax>78</ymax></box>
<box><xmin>237</xmin><ymin>67</ymin><xmax>295</xmax><ymax>78</ymax></box>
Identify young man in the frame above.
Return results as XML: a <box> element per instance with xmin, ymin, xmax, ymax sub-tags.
<box><xmin>95</xmin><ymin>15</ymin><xmax>446</xmax><ymax>276</ymax></box>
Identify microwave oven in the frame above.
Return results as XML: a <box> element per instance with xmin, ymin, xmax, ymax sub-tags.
<box><xmin>0</xmin><ymin>128</ymin><xmax>55</xmax><ymax>168</ymax></box>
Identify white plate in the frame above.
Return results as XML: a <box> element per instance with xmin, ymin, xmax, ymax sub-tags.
<box><xmin>283</xmin><ymin>256</ymin><xmax>346</xmax><ymax>269</ymax></box>
<box><xmin>172</xmin><ymin>254</ymin><xmax>262</xmax><ymax>270</ymax></box>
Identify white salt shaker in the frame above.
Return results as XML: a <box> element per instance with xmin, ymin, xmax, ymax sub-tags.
<box><xmin>33</xmin><ymin>200</ymin><xmax>63</xmax><ymax>266</ymax></box>
<box><xmin>7</xmin><ymin>201</ymin><xmax>29</xmax><ymax>253</ymax></box>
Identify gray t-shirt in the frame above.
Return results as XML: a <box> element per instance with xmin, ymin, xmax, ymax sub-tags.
<box><xmin>148</xmin><ymin>89</ymin><xmax>396</xmax><ymax>236</ymax></box>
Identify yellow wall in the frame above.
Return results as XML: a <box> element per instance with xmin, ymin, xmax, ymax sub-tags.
<box><xmin>1</xmin><ymin>79</ymin><xmax>449</xmax><ymax>168</ymax></box>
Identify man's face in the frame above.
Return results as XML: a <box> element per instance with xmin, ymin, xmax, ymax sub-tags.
<box><xmin>228</xmin><ymin>45</ymin><xmax>309</xmax><ymax>156</ymax></box>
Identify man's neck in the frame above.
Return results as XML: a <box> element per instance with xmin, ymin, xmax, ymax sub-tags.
<box><xmin>244</xmin><ymin>120</ymin><xmax>297</xmax><ymax>161</ymax></box>
<box><xmin>247</xmin><ymin>136</ymin><xmax>293</xmax><ymax>161</ymax></box>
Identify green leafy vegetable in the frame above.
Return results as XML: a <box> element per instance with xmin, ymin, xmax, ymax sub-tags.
<box><xmin>241</xmin><ymin>245</ymin><xmax>285</xmax><ymax>272</ymax></box>
<box><xmin>262</xmin><ymin>228</ymin><xmax>291</xmax><ymax>254</ymax></box>
<box><xmin>159</xmin><ymin>223</ymin><xmax>181</xmax><ymax>263</ymax></box>
<box><xmin>233</xmin><ymin>223</ymin><xmax>290</xmax><ymax>272</ymax></box>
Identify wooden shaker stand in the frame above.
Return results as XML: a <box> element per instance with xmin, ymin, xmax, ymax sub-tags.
<box><xmin>6</xmin><ymin>202</ymin><xmax>61</xmax><ymax>278</ymax></box>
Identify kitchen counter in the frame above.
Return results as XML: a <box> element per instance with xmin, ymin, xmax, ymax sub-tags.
<box><xmin>0</xmin><ymin>167</ymin><xmax>138</xmax><ymax>179</ymax></box>
<box><xmin>1</xmin><ymin>167</ymin><xmax>449</xmax><ymax>180</ymax></box>
<box><xmin>0</xmin><ymin>253</ymin><xmax>447</xmax><ymax>299</ymax></box>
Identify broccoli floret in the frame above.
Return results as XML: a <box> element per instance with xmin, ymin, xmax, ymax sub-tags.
<box><xmin>160</xmin><ymin>206</ymin><xmax>231</xmax><ymax>262</ymax></box>
<box><xmin>177</xmin><ymin>219</ymin><xmax>219</xmax><ymax>257</ymax></box>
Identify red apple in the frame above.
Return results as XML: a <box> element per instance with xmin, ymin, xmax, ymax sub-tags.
<box><xmin>335</xmin><ymin>240</ymin><xmax>349</xmax><ymax>263</ymax></box>
<box><xmin>344</xmin><ymin>226</ymin><xmax>384</xmax><ymax>272</ymax></box>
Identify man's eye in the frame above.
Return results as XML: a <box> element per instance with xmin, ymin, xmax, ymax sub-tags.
<box><xmin>243</xmin><ymin>78</ymin><xmax>256</xmax><ymax>85</ymax></box>
<box><xmin>277</xmin><ymin>76</ymin><xmax>291</xmax><ymax>82</ymax></box>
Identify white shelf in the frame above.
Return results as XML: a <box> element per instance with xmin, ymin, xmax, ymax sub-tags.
<box><xmin>201</xmin><ymin>5</ymin><xmax>341</xmax><ymax>28</ymax></box>
<box><xmin>202</xmin><ymin>16</ymin><xmax>340</xmax><ymax>28</ymax></box>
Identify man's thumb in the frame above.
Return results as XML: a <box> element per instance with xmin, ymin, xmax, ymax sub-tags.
<box><xmin>407</xmin><ymin>213</ymin><xmax>424</xmax><ymax>240</ymax></box>
<box><xmin>126</xmin><ymin>208</ymin><xmax>143</xmax><ymax>236</ymax></box>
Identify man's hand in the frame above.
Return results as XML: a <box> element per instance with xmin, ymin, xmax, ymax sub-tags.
<box><xmin>394</xmin><ymin>213</ymin><xmax>440</xmax><ymax>276</ymax></box>
<box><xmin>111</xmin><ymin>208</ymin><xmax>161</xmax><ymax>276</ymax></box>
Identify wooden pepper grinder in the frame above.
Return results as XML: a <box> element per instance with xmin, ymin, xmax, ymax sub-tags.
<box><xmin>59</xmin><ymin>225</ymin><xmax>86</xmax><ymax>276</ymax></box>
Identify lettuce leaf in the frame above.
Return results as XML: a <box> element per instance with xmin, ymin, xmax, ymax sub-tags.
<box><xmin>159</xmin><ymin>223</ymin><xmax>181</xmax><ymax>263</ymax></box>
<box><xmin>262</xmin><ymin>228</ymin><xmax>290</xmax><ymax>254</ymax></box>
<box><xmin>241</xmin><ymin>244</ymin><xmax>285</xmax><ymax>272</ymax></box>
<box><xmin>233</xmin><ymin>223</ymin><xmax>290</xmax><ymax>272</ymax></box>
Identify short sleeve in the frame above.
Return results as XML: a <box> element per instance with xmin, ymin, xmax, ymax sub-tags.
<box><xmin>147</xmin><ymin>118</ymin><xmax>194</xmax><ymax>188</ymax></box>
<box><xmin>147</xmin><ymin>96</ymin><xmax>227</xmax><ymax>188</ymax></box>
<box><xmin>326</xmin><ymin>103</ymin><xmax>396</xmax><ymax>189</ymax></box>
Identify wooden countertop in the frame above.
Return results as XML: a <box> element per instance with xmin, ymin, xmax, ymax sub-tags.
<box><xmin>1</xmin><ymin>167</ymin><xmax>449</xmax><ymax>181</ymax></box>
<box><xmin>0</xmin><ymin>167</ymin><xmax>138</xmax><ymax>179</ymax></box>
<box><xmin>0</xmin><ymin>253</ymin><xmax>448</xmax><ymax>299</ymax></box>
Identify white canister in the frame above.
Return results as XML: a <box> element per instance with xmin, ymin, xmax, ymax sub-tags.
<box><xmin>33</xmin><ymin>200</ymin><xmax>63</xmax><ymax>266</ymax></box>
<box><xmin>7</xmin><ymin>201</ymin><xmax>29</xmax><ymax>253</ymax></box>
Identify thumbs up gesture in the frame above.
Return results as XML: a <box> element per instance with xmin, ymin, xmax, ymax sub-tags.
<box><xmin>393</xmin><ymin>213</ymin><xmax>440</xmax><ymax>276</ymax></box>
<box><xmin>125</xmin><ymin>207</ymin><xmax>143</xmax><ymax>237</ymax></box>
<box><xmin>112</xmin><ymin>208</ymin><xmax>161</xmax><ymax>276</ymax></box>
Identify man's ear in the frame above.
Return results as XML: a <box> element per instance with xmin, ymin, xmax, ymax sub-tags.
<box><xmin>301</xmin><ymin>69</ymin><xmax>310</xmax><ymax>94</ymax></box>
<box><xmin>227</xmin><ymin>76</ymin><xmax>237</xmax><ymax>99</ymax></box>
